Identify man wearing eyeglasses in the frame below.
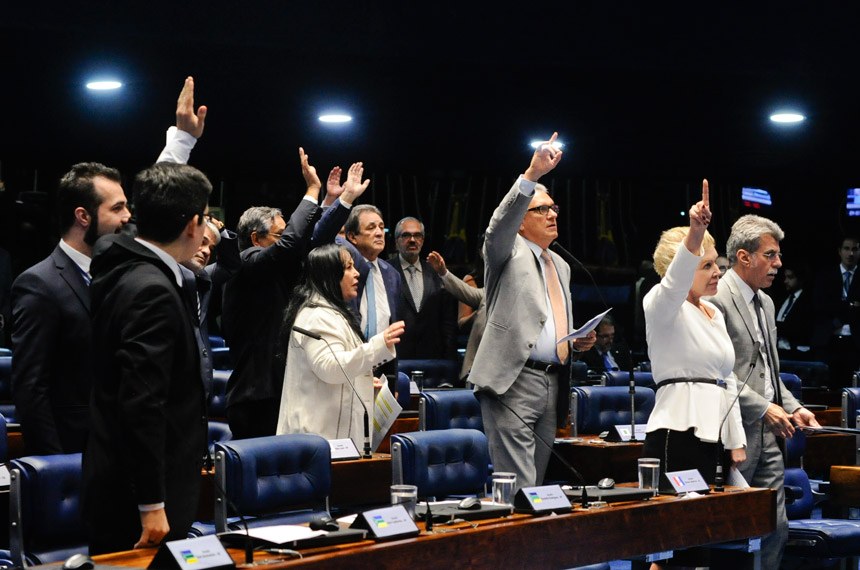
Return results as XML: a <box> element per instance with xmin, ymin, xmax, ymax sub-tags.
<box><xmin>708</xmin><ymin>214</ymin><xmax>819</xmax><ymax>570</ymax></box>
<box><xmin>469</xmin><ymin>133</ymin><xmax>596</xmax><ymax>490</ymax></box>
<box><xmin>390</xmin><ymin>217</ymin><xmax>457</xmax><ymax>361</ymax></box>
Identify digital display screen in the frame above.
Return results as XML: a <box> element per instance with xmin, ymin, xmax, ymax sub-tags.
<box><xmin>741</xmin><ymin>187</ymin><xmax>772</xmax><ymax>209</ymax></box>
<box><xmin>847</xmin><ymin>188</ymin><xmax>860</xmax><ymax>217</ymax></box>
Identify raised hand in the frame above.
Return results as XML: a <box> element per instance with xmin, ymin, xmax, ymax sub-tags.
<box><xmin>684</xmin><ymin>178</ymin><xmax>712</xmax><ymax>254</ymax></box>
<box><xmin>175</xmin><ymin>76</ymin><xmax>207</xmax><ymax>138</ymax></box>
<box><xmin>426</xmin><ymin>251</ymin><xmax>448</xmax><ymax>276</ymax></box>
<box><xmin>299</xmin><ymin>147</ymin><xmax>322</xmax><ymax>198</ymax></box>
<box><xmin>524</xmin><ymin>132</ymin><xmax>563</xmax><ymax>182</ymax></box>
<box><xmin>322</xmin><ymin>166</ymin><xmax>345</xmax><ymax>206</ymax></box>
<box><xmin>382</xmin><ymin>320</ymin><xmax>406</xmax><ymax>350</ymax></box>
<box><xmin>341</xmin><ymin>162</ymin><xmax>371</xmax><ymax>204</ymax></box>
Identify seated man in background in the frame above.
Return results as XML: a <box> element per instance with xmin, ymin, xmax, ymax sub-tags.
<box><xmin>581</xmin><ymin>315</ymin><xmax>633</xmax><ymax>373</ymax></box>
<box><xmin>775</xmin><ymin>265</ymin><xmax>814</xmax><ymax>360</ymax></box>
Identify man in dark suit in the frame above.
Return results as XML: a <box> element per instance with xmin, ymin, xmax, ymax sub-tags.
<box><xmin>223</xmin><ymin>152</ymin><xmax>364</xmax><ymax>439</ymax></box>
<box><xmin>390</xmin><ymin>217</ymin><xmax>457</xmax><ymax>360</ymax></box>
<box><xmin>708</xmin><ymin>214</ymin><xmax>819</xmax><ymax>569</ymax></box>
<box><xmin>342</xmin><ymin>204</ymin><xmax>402</xmax><ymax>378</ymax></box>
<box><xmin>84</xmin><ymin>162</ymin><xmax>212</xmax><ymax>553</ymax></box>
<box><xmin>813</xmin><ymin>236</ymin><xmax>860</xmax><ymax>387</ymax></box>
<box><xmin>580</xmin><ymin>315</ymin><xmax>633</xmax><ymax>373</ymax></box>
<box><xmin>775</xmin><ymin>265</ymin><xmax>814</xmax><ymax>360</ymax></box>
<box><xmin>10</xmin><ymin>76</ymin><xmax>206</xmax><ymax>455</ymax></box>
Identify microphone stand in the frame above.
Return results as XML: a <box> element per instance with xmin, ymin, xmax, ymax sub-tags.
<box><xmin>714</xmin><ymin>346</ymin><xmax>759</xmax><ymax>492</ymax></box>
<box><xmin>293</xmin><ymin>326</ymin><xmax>372</xmax><ymax>459</ymax></box>
<box><xmin>628</xmin><ymin>350</ymin><xmax>637</xmax><ymax>442</ymax></box>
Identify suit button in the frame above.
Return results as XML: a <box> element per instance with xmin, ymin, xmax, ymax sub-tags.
<box><xmin>202</xmin><ymin>349</ymin><xmax>208</xmax><ymax>357</ymax></box>
<box><xmin>759</xmin><ymin>373</ymin><xmax>765</xmax><ymax>378</ymax></box>
<box><xmin>528</xmin><ymin>343</ymin><xmax>533</xmax><ymax>348</ymax></box>
<box><xmin>540</xmin><ymin>319</ymin><xmax>546</xmax><ymax>325</ymax></box>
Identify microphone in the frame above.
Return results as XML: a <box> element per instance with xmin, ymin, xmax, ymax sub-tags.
<box><xmin>627</xmin><ymin>348</ymin><xmax>638</xmax><ymax>442</ymax></box>
<box><xmin>713</xmin><ymin>341</ymin><xmax>760</xmax><ymax>492</ymax></box>
<box><xmin>482</xmin><ymin>390</ymin><xmax>591</xmax><ymax>509</ymax></box>
<box><xmin>292</xmin><ymin>325</ymin><xmax>373</xmax><ymax>459</ymax></box>
<box><xmin>209</xmin><ymin>464</ymin><xmax>255</xmax><ymax>563</ymax></box>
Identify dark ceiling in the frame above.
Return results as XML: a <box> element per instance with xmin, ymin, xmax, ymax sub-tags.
<box><xmin>2</xmin><ymin>2</ymin><xmax>859</xmax><ymax>265</ymax></box>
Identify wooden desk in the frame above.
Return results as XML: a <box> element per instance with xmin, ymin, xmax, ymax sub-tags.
<box><xmin>548</xmin><ymin>436</ymin><xmax>642</xmax><ymax>484</ymax></box>
<box><xmin>828</xmin><ymin>465</ymin><xmax>860</xmax><ymax>508</ymax></box>
<box><xmin>793</xmin><ymin>433</ymin><xmax>856</xmax><ymax>479</ymax></box>
<box><xmin>95</xmin><ymin>487</ymin><xmax>775</xmax><ymax>569</ymax></box>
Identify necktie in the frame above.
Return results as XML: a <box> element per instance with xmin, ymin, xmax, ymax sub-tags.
<box><xmin>753</xmin><ymin>294</ymin><xmax>782</xmax><ymax>406</ymax></box>
<box><xmin>843</xmin><ymin>270</ymin><xmax>853</xmax><ymax>300</ymax></box>
<box><xmin>406</xmin><ymin>265</ymin><xmax>422</xmax><ymax>312</ymax></box>
<box><xmin>78</xmin><ymin>266</ymin><xmax>92</xmax><ymax>286</ymax></box>
<box><xmin>541</xmin><ymin>250</ymin><xmax>569</xmax><ymax>363</ymax></box>
<box><xmin>778</xmin><ymin>293</ymin><xmax>795</xmax><ymax>322</ymax></box>
<box><xmin>364</xmin><ymin>264</ymin><xmax>378</xmax><ymax>338</ymax></box>
<box><xmin>603</xmin><ymin>351</ymin><xmax>619</xmax><ymax>371</ymax></box>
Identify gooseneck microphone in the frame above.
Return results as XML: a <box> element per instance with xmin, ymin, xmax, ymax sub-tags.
<box><xmin>293</xmin><ymin>325</ymin><xmax>372</xmax><ymax>459</ymax></box>
<box><xmin>485</xmin><ymin>391</ymin><xmax>591</xmax><ymax>509</ymax></box>
<box><xmin>714</xmin><ymin>341</ymin><xmax>760</xmax><ymax>492</ymax></box>
<box><xmin>628</xmin><ymin>349</ymin><xmax>638</xmax><ymax>441</ymax></box>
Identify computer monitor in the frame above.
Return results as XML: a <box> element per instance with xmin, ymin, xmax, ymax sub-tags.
<box><xmin>846</xmin><ymin>188</ymin><xmax>860</xmax><ymax>218</ymax></box>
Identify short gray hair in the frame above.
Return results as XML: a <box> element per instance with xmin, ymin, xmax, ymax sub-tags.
<box><xmin>344</xmin><ymin>204</ymin><xmax>384</xmax><ymax>238</ymax></box>
<box><xmin>725</xmin><ymin>214</ymin><xmax>784</xmax><ymax>264</ymax></box>
<box><xmin>394</xmin><ymin>216</ymin><xmax>425</xmax><ymax>238</ymax></box>
<box><xmin>237</xmin><ymin>206</ymin><xmax>282</xmax><ymax>250</ymax></box>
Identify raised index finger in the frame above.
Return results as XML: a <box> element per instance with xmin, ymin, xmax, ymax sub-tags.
<box><xmin>702</xmin><ymin>178</ymin><xmax>710</xmax><ymax>209</ymax></box>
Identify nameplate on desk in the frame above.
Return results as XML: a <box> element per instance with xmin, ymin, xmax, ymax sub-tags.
<box><xmin>665</xmin><ymin>469</ymin><xmax>709</xmax><ymax>494</ymax></box>
<box><xmin>514</xmin><ymin>484</ymin><xmax>572</xmax><ymax>515</ymax></box>
<box><xmin>329</xmin><ymin>438</ymin><xmax>361</xmax><ymax>461</ymax></box>
<box><xmin>350</xmin><ymin>505</ymin><xmax>420</xmax><ymax>540</ymax></box>
<box><xmin>0</xmin><ymin>465</ymin><xmax>9</xmax><ymax>488</ymax></box>
<box><xmin>148</xmin><ymin>535</ymin><xmax>235</xmax><ymax>570</ymax></box>
<box><xmin>603</xmin><ymin>424</ymin><xmax>647</xmax><ymax>442</ymax></box>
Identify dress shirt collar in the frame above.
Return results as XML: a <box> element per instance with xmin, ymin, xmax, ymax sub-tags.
<box><xmin>134</xmin><ymin>238</ymin><xmax>184</xmax><ymax>287</ymax></box>
<box><xmin>841</xmin><ymin>264</ymin><xmax>855</xmax><ymax>276</ymax></box>
<box><xmin>58</xmin><ymin>238</ymin><xmax>91</xmax><ymax>275</ymax></box>
<box><xmin>726</xmin><ymin>268</ymin><xmax>757</xmax><ymax>306</ymax></box>
<box><xmin>523</xmin><ymin>237</ymin><xmax>545</xmax><ymax>260</ymax></box>
<box><xmin>398</xmin><ymin>254</ymin><xmax>422</xmax><ymax>273</ymax></box>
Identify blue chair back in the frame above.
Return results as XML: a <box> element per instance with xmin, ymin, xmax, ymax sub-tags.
<box><xmin>396</xmin><ymin>372</ymin><xmax>411</xmax><ymax>410</ymax></box>
<box><xmin>784</xmin><ymin>467</ymin><xmax>815</xmax><ymax>519</ymax></box>
<box><xmin>208</xmin><ymin>335</ymin><xmax>226</xmax><ymax>349</ymax></box>
<box><xmin>419</xmin><ymin>389</ymin><xmax>483</xmax><ymax>432</ymax></box>
<box><xmin>211</xmin><ymin>347</ymin><xmax>233</xmax><ymax>371</ymax></box>
<box><xmin>207</xmin><ymin>421</ymin><xmax>233</xmax><ymax>456</ymax></box>
<box><xmin>10</xmin><ymin>453</ymin><xmax>86</xmax><ymax>566</ymax></box>
<box><xmin>0</xmin><ymin>348</ymin><xmax>10</xmax><ymax>357</ymax></box>
<box><xmin>779</xmin><ymin>372</ymin><xmax>803</xmax><ymax>402</ymax></box>
<box><xmin>398</xmin><ymin>359</ymin><xmax>459</xmax><ymax>389</ymax></box>
<box><xmin>570</xmin><ymin>361</ymin><xmax>588</xmax><ymax>386</ymax></box>
<box><xmin>602</xmin><ymin>370</ymin><xmax>656</xmax><ymax>389</ymax></box>
<box><xmin>391</xmin><ymin>428</ymin><xmax>489</xmax><ymax>499</ymax></box>
<box><xmin>842</xmin><ymin>388</ymin><xmax>860</xmax><ymax>429</ymax></box>
<box><xmin>213</xmin><ymin>434</ymin><xmax>331</xmax><ymax>532</ymax></box>
<box><xmin>209</xmin><ymin>369</ymin><xmax>230</xmax><ymax>419</ymax></box>
<box><xmin>570</xmin><ymin>386</ymin><xmax>655</xmax><ymax>436</ymax></box>
<box><xmin>780</xmin><ymin>360</ymin><xmax>829</xmax><ymax>388</ymax></box>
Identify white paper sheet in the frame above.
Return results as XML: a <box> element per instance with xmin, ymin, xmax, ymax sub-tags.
<box><xmin>557</xmin><ymin>308</ymin><xmax>613</xmax><ymax>343</ymax></box>
<box><xmin>372</xmin><ymin>375</ymin><xmax>402</xmax><ymax>452</ymax></box>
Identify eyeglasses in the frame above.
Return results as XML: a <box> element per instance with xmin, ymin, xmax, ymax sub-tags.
<box><xmin>527</xmin><ymin>204</ymin><xmax>560</xmax><ymax>216</ymax></box>
<box><xmin>398</xmin><ymin>232</ymin><xmax>425</xmax><ymax>240</ymax></box>
<box><xmin>759</xmin><ymin>250</ymin><xmax>782</xmax><ymax>261</ymax></box>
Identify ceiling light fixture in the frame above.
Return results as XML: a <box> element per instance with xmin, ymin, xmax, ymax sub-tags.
<box><xmin>86</xmin><ymin>80</ymin><xmax>123</xmax><ymax>91</ymax></box>
<box><xmin>769</xmin><ymin>112</ymin><xmax>805</xmax><ymax>124</ymax></box>
<box><xmin>319</xmin><ymin>114</ymin><xmax>352</xmax><ymax>123</ymax></box>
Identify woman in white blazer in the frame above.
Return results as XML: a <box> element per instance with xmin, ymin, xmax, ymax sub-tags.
<box><xmin>277</xmin><ymin>244</ymin><xmax>404</xmax><ymax>440</ymax></box>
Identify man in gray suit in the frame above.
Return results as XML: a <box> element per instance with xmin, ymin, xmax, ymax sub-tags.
<box><xmin>708</xmin><ymin>214</ymin><xmax>819</xmax><ymax>569</ymax></box>
<box><xmin>469</xmin><ymin>133</ymin><xmax>595</xmax><ymax>489</ymax></box>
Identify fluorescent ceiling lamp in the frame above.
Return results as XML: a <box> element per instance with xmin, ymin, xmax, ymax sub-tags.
<box><xmin>319</xmin><ymin>114</ymin><xmax>352</xmax><ymax>123</ymax></box>
<box><xmin>530</xmin><ymin>140</ymin><xmax>564</xmax><ymax>149</ymax></box>
<box><xmin>769</xmin><ymin>112</ymin><xmax>805</xmax><ymax>124</ymax></box>
<box><xmin>86</xmin><ymin>80</ymin><xmax>123</xmax><ymax>91</ymax></box>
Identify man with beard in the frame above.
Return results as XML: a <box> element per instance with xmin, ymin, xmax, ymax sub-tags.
<box><xmin>10</xmin><ymin>76</ymin><xmax>206</xmax><ymax>455</ymax></box>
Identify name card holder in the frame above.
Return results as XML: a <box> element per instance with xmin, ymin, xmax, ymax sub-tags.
<box><xmin>513</xmin><ymin>484</ymin><xmax>572</xmax><ymax>515</ymax></box>
<box><xmin>148</xmin><ymin>535</ymin><xmax>235</xmax><ymax>570</ymax></box>
<box><xmin>603</xmin><ymin>424</ymin><xmax>647</xmax><ymax>442</ymax></box>
<box><xmin>329</xmin><ymin>438</ymin><xmax>361</xmax><ymax>461</ymax></box>
<box><xmin>665</xmin><ymin>469</ymin><xmax>709</xmax><ymax>495</ymax></box>
<box><xmin>350</xmin><ymin>505</ymin><xmax>420</xmax><ymax>540</ymax></box>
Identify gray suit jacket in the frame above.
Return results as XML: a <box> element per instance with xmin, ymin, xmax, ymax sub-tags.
<box><xmin>440</xmin><ymin>271</ymin><xmax>485</xmax><ymax>378</ymax></box>
<box><xmin>708</xmin><ymin>270</ymin><xmax>801</xmax><ymax>425</ymax></box>
<box><xmin>469</xmin><ymin>179</ymin><xmax>572</xmax><ymax>395</ymax></box>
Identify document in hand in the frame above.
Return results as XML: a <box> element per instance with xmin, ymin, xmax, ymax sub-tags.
<box><xmin>372</xmin><ymin>376</ymin><xmax>402</xmax><ymax>452</ymax></box>
<box><xmin>557</xmin><ymin>308</ymin><xmax>613</xmax><ymax>343</ymax></box>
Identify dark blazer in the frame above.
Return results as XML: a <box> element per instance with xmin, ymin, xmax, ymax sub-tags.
<box><xmin>812</xmin><ymin>266</ymin><xmax>860</xmax><ymax>348</ymax></box>
<box><xmin>83</xmin><ymin>234</ymin><xmax>206</xmax><ymax>551</ymax></box>
<box><xmin>10</xmin><ymin>245</ymin><xmax>92</xmax><ymax>455</ymax></box>
<box><xmin>775</xmin><ymin>289</ymin><xmax>814</xmax><ymax>358</ymax></box>
<box><xmin>222</xmin><ymin>198</ymin><xmax>345</xmax><ymax>416</ymax></box>
<box><xmin>581</xmin><ymin>342</ymin><xmax>634</xmax><ymax>374</ymax></box>
<box><xmin>391</xmin><ymin>256</ymin><xmax>457</xmax><ymax>360</ymax></box>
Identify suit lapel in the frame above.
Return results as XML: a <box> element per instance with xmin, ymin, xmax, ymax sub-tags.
<box><xmin>52</xmin><ymin>247</ymin><xmax>90</xmax><ymax>312</ymax></box>
<box><xmin>726</xmin><ymin>275</ymin><xmax>755</xmax><ymax>342</ymax></box>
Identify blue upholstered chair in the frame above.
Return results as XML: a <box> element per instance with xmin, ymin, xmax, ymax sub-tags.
<box><xmin>779</xmin><ymin>372</ymin><xmax>803</xmax><ymax>403</ymax></box>
<box><xmin>391</xmin><ymin>429</ymin><xmax>490</xmax><ymax>499</ymax></box>
<box><xmin>780</xmin><ymin>359</ymin><xmax>829</xmax><ymax>388</ymax></box>
<box><xmin>570</xmin><ymin>361</ymin><xmax>588</xmax><ymax>386</ymax></box>
<box><xmin>9</xmin><ymin>453</ymin><xmax>86</xmax><ymax>567</ymax></box>
<box><xmin>398</xmin><ymin>359</ymin><xmax>460</xmax><ymax>389</ymax></box>
<box><xmin>209</xmin><ymin>369</ymin><xmax>230</xmax><ymax>420</ymax></box>
<box><xmin>841</xmin><ymin>387</ymin><xmax>860</xmax><ymax>429</ymax></box>
<box><xmin>783</xmin><ymin>431</ymin><xmax>860</xmax><ymax>566</ymax></box>
<box><xmin>213</xmin><ymin>434</ymin><xmax>332</xmax><ymax>532</ymax></box>
<box><xmin>207</xmin><ymin>421</ymin><xmax>233</xmax><ymax>456</ymax></box>
<box><xmin>601</xmin><ymin>370</ymin><xmax>656</xmax><ymax>389</ymax></box>
<box><xmin>210</xmin><ymin>347</ymin><xmax>233</xmax><ymax>371</ymax></box>
<box><xmin>418</xmin><ymin>389</ymin><xmax>484</xmax><ymax>432</ymax></box>
<box><xmin>0</xmin><ymin>413</ymin><xmax>7</xmax><ymax>463</ymax></box>
<box><xmin>395</xmin><ymin>371</ymin><xmax>411</xmax><ymax>410</ymax></box>
<box><xmin>208</xmin><ymin>335</ymin><xmax>226</xmax><ymax>348</ymax></box>
<box><xmin>569</xmin><ymin>386</ymin><xmax>655</xmax><ymax>437</ymax></box>
<box><xmin>0</xmin><ymin>356</ymin><xmax>17</xmax><ymax>423</ymax></box>
<box><xmin>0</xmin><ymin>348</ymin><xmax>11</xmax><ymax>357</ymax></box>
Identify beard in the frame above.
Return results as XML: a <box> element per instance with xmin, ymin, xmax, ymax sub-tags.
<box><xmin>83</xmin><ymin>210</ymin><xmax>100</xmax><ymax>247</ymax></box>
